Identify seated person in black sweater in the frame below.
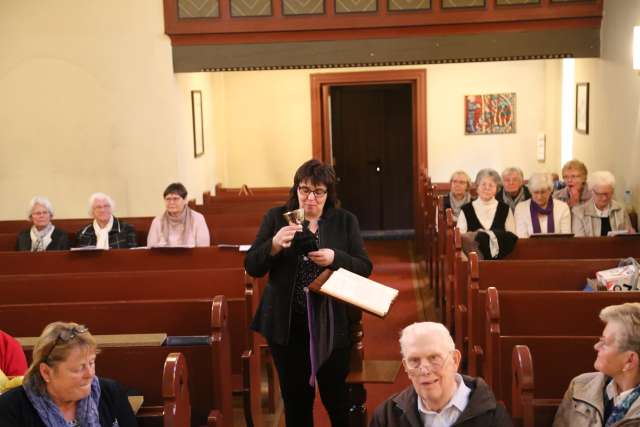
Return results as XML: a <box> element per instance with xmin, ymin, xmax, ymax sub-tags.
<box><xmin>16</xmin><ymin>196</ymin><xmax>69</xmax><ymax>252</ymax></box>
<box><xmin>76</xmin><ymin>192</ymin><xmax>137</xmax><ymax>249</ymax></box>
<box><xmin>0</xmin><ymin>321</ymin><xmax>137</xmax><ymax>426</ymax></box>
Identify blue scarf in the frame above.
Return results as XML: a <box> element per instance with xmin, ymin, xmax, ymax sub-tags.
<box><xmin>606</xmin><ymin>383</ymin><xmax>640</xmax><ymax>427</ymax></box>
<box><xmin>530</xmin><ymin>197</ymin><xmax>555</xmax><ymax>234</ymax></box>
<box><xmin>24</xmin><ymin>376</ymin><xmax>101</xmax><ymax>427</ymax></box>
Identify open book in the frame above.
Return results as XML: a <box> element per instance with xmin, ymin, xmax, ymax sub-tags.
<box><xmin>308</xmin><ymin>268</ymin><xmax>399</xmax><ymax>318</ymax></box>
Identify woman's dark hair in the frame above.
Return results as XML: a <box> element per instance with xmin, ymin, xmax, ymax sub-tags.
<box><xmin>286</xmin><ymin>159</ymin><xmax>339</xmax><ymax>211</ymax></box>
<box><xmin>163</xmin><ymin>183</ymin><xmax>188</xmax><ymax>199</ymax></box>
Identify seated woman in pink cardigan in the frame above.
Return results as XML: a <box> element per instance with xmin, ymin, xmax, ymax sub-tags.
<box><xmin>147</xmin><ymin>183</ymin><xmax>211</xmax><ymax>247</ymax></box>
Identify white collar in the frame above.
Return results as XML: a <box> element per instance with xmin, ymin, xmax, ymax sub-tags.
<box><xmin>606</xmin><ymin>380</ymin><xmax>637</xmax><ymax>406</ymax></box>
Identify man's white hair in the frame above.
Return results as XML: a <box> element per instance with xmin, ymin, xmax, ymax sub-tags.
<box><xmin>399</xmin><ymin>322</ymin><xmax>455</xmax><ymax>358</ymax></box>
<box><xmin>88</xmin><ymin>192</ymin><xmax>115</xmax><ymax>216</ymax></box>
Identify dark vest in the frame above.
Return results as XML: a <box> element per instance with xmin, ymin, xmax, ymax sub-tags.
<box><xmin>461</xmin><ymin>201</ymin><xmax>510</xmax><ymax>232</ymax></box>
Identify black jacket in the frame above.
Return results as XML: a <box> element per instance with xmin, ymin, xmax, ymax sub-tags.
<box><xmin>75</xmin><ymin>217</ymin><xmax>137</xmax><ymax>249</ymax></box>
<box><xmin>370</xmin><ymin>375</ymin><xmax>513</xmax><ymax>427</ymax></box>
<box><xmin>0</xmin><ymin>377</ymin><xmax>138</xmax><ymax>427</ymax></box>
<box><xmin>245</xmin><ymin>205</ymin><xmax>372</xmax><ymax>346</ymax></box>
<box><xmin>15</xmin><ymin>227</ymin><xmax>70</xmax><ymax>251</ymax></box>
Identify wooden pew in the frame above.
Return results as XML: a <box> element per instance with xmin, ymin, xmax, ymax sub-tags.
<box><xmin>7</xmin><ymin>297</ymin><xmax>233</xmax><ymax>427</ymax></box>
<box><xmin>511</xmin><ymin>341</ymin><xmax>597</xmax><ymax>427</ymax></box>
<box><xmin>0</xmin><ymin>212</ymin><xmax>265</xmax><ymax>247</ymax></box>
<box><xmin>0</xmin><ymin>247</ymin><xmax>245</xmax><ymax>275</ymax></box>
<box><xmin>464</xmin><ymin>252</ymin><xmax>627</xmax><ymax>378</ymax></box>
<box><xmin>212</xmin><ymin>226</ymin><xmax>259</xmax><ymax>246</ymax></box>
<box><xmin>484</xmin><ymin>287</ymin><xmax>640</xmax><ymax>412</ymax></box>
<box><xmin>0</xmin><ymin>268</ymin><xmax>263</xmax><ymax>427</ymax></box>
<box><xmin>213</xmin><ymin>183</ymin><xmax>289</xmax><ymax>198</ymax></box>
<box><xmin>505</xmin><ymin>235</ymin><xmax>640</xmax><ymax>259</ymax></box>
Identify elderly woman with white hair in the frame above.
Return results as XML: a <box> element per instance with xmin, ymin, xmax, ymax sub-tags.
<box><xmin>76</xmin><ymin>193</ymin><xmax>137</xmax><ymax>249</ymax></box>
<box><xmin>554</xmin><ymin>303</ymin><xmax>640</xmax><ymax>426</ymax></box>
<box><xmin>16</xmin><ymin>196</ymin><xmax>70</xmax><ymax>251</ymax></box>
<box><xmin>457</xmin><ymin>169</ymin><xmax>516</xmax><ymax>234</ymax></box>
<box><xmin>514</xmin><ymin>173</ymin><xmax>572</xmax><ymax>238</ymax></box>
<box><xmin>443</xmin><ymin>170</ymin><xmax>473</xmax><ymax>220</ymax></box>
<box><xmin>371</xmin><ymin>321</ymin><xmax>513</xmax><ymax>427</ymax></box>
<box><xmin>572</xmin><ymin>171</ymin><xmax>634</xmax><ymax>237</ymax></box>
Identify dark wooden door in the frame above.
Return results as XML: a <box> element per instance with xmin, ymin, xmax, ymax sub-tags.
<box><xmin>330</xmin><ymin>84</ymin><xmax>413</xmax><ymax>231</ymax></box>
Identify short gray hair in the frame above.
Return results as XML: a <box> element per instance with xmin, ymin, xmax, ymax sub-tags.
<box><xmin>399</xmin><ymin>322</ymin><xmax>455</xmax><ymax>358</ymax></box>
<box><xmin>475</xmin><ymin>168</ymin><xmax>502</xmax><ymax>188</ymax></box>
<box><xmin>502</xmin><ymin>167</ymin><xmax>524</xmax><ymax>180</ymax></box>
<box><xmin>28</xmin><ymin>196</ymin><xmax>54</xmax><ymax>219</ymax></box>
<box><xmin>588</xmin><ymin>171</ymin><xmax>616</xmax><ymax>191</ymax></box>
<box><xmin>527</xmin><ymin>173</ymin><xmax>554</xmax><ymax>193</ymax></box>
<box><xmin>88</xmin><ymin>192</ymin><xmax>115</xmax><ymax>216</ymax></box>
<box><xmin>600</xmin><ymin>303</ymin><xmax>640</xmax><ymax>355</ymax></box>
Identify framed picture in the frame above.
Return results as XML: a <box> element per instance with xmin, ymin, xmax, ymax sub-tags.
<box><xmin>575</xmin><ymin>82</ymin><xmax>589</xmax><ymax>135</ymax></box>
<box><xmin>191</xmin><ymin>90</ymin><xmax>204</xmax><ymax>158</ymax></box>
<box><xmin>464</xmin><ymin>92</ymin><xmax>516</xmax><ymax>135</ymax></box>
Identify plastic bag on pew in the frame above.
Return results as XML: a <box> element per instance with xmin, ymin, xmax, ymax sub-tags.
<box><xmin>595</xmin><ymin>258</ymin><xmax>640</xmax><ymax>291</ymax></box>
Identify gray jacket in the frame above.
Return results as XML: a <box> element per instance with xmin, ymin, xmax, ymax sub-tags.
<box><xmin>553</xmin><ymin>372</ymin><xmax>640</xmax><ymax>427</ymax></box>
<box><xmin>572</xmin><ymin>200</ymin><xmax>632</xmax><ymax>237</ymax></box>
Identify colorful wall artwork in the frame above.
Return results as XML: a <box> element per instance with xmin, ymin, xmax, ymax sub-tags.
<box><xmin>464</xmin><ymin>93</ymin><xmax>516</xmax><ymax>135</ymax></box>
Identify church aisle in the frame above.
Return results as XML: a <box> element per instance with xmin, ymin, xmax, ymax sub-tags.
<box><xmin>311</xmin><ymin>239</ymin><xmax>435</xmax><ymax>427</ymax></box>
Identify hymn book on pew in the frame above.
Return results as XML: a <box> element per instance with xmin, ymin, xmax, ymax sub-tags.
<box><xmin>308</xmin><ymin>268</ymin><xmax>399</xmax><ymax>318</ymax></box>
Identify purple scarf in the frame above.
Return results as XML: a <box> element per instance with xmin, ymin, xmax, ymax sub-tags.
<box><xmin>530</xmin><ymin>197</ymin><xmax>555</xmax><ymax>234</ymax></box>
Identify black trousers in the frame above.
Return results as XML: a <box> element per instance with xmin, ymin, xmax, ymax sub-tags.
<box><xmin>269</xmin><ymin>314</ymin><xmax>351</xmax><ymax>427</ymax></box>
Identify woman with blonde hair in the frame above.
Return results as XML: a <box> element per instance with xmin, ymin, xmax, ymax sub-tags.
<box><xmin>443</xmin><ymin>170</ymin><xmax>473</xmax><ymax>220</ymax></box>
<box><xmin>0</xmin><ymin>322</ymin><xmax>137</xmax><ymax>426</ymax></box>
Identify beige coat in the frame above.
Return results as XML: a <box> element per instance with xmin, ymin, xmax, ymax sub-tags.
<box><xmin>553</xmin><ymin>372</ymin><xmax>640</xmax><ymax>427</ymax></box>
<box><xmin>572</xmin><ymin>200</ymin><xmax>633</xmax><ymax>237</ymax></box>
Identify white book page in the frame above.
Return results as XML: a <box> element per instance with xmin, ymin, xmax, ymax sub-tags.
<box><xmin>319</xmin><ymin>268</ymin><xmax>399</xmax><ymax>317</ymax></box>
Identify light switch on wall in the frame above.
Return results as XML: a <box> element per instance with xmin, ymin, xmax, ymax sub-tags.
<box><xmin>536</xmin><ymin>133</ymin><xmax>546</xmax><ymax>161</ymax></box>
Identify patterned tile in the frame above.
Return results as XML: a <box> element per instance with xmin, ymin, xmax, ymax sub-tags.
<box><xmin>231</xmin><ymin>0</ymin><xmax>272</xmax><ymax>16</ymax></box>
<box><xmin>336</xmin><ymin>0</ymin><xmax>377</xmax><ymax>13</ymax></box>
<box><xmin>441</xmin><ymin>0</ymin><xmax>484</xmax><ymax>8</ymax></box>
<box><xmin>389</xmin><ymin>0</ymin><xmax>430</xmax><ymax>11</ymax></box>
<box><xmin>497</xmin><ymin>0</ymin><xmax>539</xmax><ymax>4</ymax></box>
<box><xmin>283</xmin><ymin>0</ymin><xmax>324</xmax><ymax>15</ymax></box>
<box><xmin>178</xmin><ymin>0</ymin><xmax>219</xmax><ymax>18</ymax></box>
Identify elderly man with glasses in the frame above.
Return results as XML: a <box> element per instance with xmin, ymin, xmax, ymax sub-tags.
<box><xmin>370</xmin><ymin>322</ymin><xmax>513</xmax><ymax>427</ymax></box>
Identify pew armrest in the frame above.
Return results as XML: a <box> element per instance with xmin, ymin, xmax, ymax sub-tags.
<box><xmin>512</xmin><ymin>345</ymin><xmax>534</xmax><ymax>426</ymax></box>
<box><xmin>239</xmin><ymin>349</ymin><xmax>254</xmax><ymax>427</ymax></box>
<box><xmin>162</xmin><ymin>352</ymin><xmax>191</xmax><ymax>427</ymax></box>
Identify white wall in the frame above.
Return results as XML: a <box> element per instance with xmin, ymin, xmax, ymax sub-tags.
<box><xmin>573</xmin><ymin>0</ymin><xmax>640</xmax><ymax>208</ymax></box>
<box><xmin>0</xmin><ymin>1</ymin><xmax>215</xmax><ymax>219</ymax></box>
<box><xmin>8</xmin><ymin>0</ymin><xmax>636</xmax><ymax>219</ymax></box>
<box><xmin>217</xmin><ymin>60</ymin><xmax>560</xmax><ymax>186</ymax></box>
<box><xmin>426</xmin><ymin>60</ymin><xmax>558</xmax><ymax>181</ymax></box>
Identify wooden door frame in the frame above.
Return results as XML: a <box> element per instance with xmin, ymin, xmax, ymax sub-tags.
<box><xmin>310</xmin><ymin>69</ymin><xmax>427</xmax><ymax>248</ymax></box>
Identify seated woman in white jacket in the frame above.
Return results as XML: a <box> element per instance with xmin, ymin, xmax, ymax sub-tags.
<box><xmin>514</xmin><ymin>172</ymin><xmax>572</xmax><ymax>238</ymax></box>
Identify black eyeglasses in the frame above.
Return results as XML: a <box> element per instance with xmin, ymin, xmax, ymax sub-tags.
<box><xmin>298</xmin><ymin>186</ymin><xmax>327</xmax><ymax>197</ymax></box>
<box><xmin>44</xmin><ymin>325</ymin><xmax>89</xmax><ymax>363</ymax></box>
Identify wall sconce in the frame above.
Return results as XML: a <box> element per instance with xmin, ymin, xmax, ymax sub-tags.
<box><xmin>634</xmin><ymin>26</ymin><xmax>640</xmax><ymax>70</ymax></box>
